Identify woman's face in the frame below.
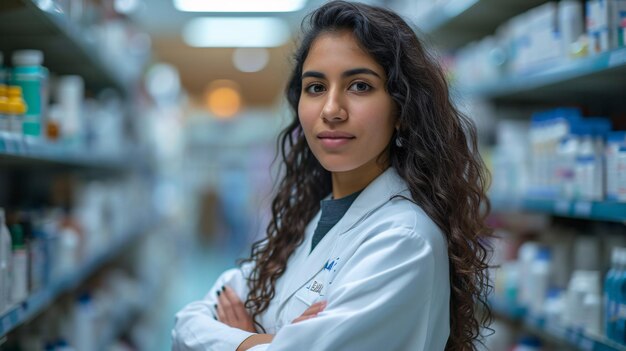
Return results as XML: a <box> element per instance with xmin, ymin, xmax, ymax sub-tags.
<box><xmin>298</xmin><ymin>30</ymin><xmax>397</xmax><ymax>175</ymax></box>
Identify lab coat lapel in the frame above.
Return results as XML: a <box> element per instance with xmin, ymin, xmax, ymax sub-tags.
<box><xmin>278</xmin><ymin>167</ymin><xmax>408</xmax><ymax>308</ymax></box>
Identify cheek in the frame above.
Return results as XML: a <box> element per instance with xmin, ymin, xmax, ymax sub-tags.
<box><xmin>298</xmin><ymin>102</ymin><xmax>317</xmax><ymax>134</ymax></box>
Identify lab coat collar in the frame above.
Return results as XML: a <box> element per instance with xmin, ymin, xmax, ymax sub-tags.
<box><xmin>333</xmin><ymin>166</ymin><xmax>409</xmax><ymax>236</ymax></box>
<box><xmin>277</xmin><ymin>167</ymin><xmax>409</xmax><ymax>312</ymax></box>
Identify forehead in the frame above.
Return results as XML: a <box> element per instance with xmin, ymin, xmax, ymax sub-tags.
<box><xmin>302</xmin><ymin>31</ymin><xmax>382</xmax><ymax>72</ymax></box>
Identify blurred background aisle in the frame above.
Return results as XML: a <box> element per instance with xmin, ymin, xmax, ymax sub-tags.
<box><xmin>0</xmin><ymin>0</ymin><xmax>625</xmax><ymax>350</ymax></box>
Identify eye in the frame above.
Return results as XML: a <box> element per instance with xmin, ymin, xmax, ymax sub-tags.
<box><xmin>305</xmin><ymin>83</ymin><xmax>325</xmax><ymax>94</ymax></box>
<box><xmin>349</xmin><ymin>81</ymin><xmax>372</xmax><ymax>92</ymax></box>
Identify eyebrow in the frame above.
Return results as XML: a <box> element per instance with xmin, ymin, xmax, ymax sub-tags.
<box><xmin>301</xmin><ymin>68</ymin><xmax>382</xmax><ymax>80</ymax></box>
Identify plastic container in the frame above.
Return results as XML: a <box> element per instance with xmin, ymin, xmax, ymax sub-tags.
<box><xmin>0</xmin><ymin>84</ymin><xmax>9</xmax><ymax>138</ymax></box>
<box><xmin>607</xmin><ymin>132</ymin><xmax>626</xmax><ymax>201</ymax></box>
<box><xmin>10</xmin><ymin>224</ymin><xmax>28</xmax><ymax>303</ymax></box>
<box><xmin>605</xmin><ymin>248</ymin><xmax>622</xmax><ymax>340</ymax></box>
<box><xmin>617</xmin><ymin>146</ymin><xmax>626</xmax><ymax>202</ymax></box>
<box><xmin>530</xmin><ymin>247</ymin><xmax>552</xmax><ymax>315</ymax></box>
<box><xmin>11</xmin><ymin>50</ymin><xmax>48</xmax><ymax>138</ymax></box>
<box><xmin>7</xmin><ymin>86</ymin><xmax>27</xmax><ymax>137</ymax></box>
<box><xmin>0</xmin><ymin>208</ymin><xmax>13</xmax><ymax>311</ymax></box>
<box><xmin>558</xmin><ymin>0</ymin><xmax>585</xmax><ymax>57</ymax></box>
<box><xmin>56</xmin><ymin>75</ymin><xmax>84</xmax><ymax>145</ymax></box>
<box><xmin>614</xmin><ymin>249</ymin><xmax>626</xmax><ymax>343</ymax></box>
<box><xmin>519</xmin><ymin>242</ymin><xmax>540</xmax><ymax>307</ymax></box>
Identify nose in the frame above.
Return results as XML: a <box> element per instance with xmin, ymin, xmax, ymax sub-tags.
<box><xmin>320</xmin><ymin>88</ymin><xmax>347</xmax><ymax>122</ymax></box>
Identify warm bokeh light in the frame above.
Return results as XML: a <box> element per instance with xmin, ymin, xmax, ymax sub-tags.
<box><xmin>205</xmin><ymin>80</ymin><xmax>242</xmax><ymax>118</ymax></box>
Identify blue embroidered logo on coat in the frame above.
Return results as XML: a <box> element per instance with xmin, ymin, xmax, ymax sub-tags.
<box><xmin>324</xmin><ymin>257</ymin><xmax>339</xmax><ymax>272</ymax></box>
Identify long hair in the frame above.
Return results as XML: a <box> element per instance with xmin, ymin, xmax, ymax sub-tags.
<box><xmin>240</xmin><ymin>2</ymin><xmax>493</xmax><ymax>349</ymax></box>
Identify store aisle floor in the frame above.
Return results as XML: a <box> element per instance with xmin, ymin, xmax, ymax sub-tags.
<box><xmin>155</xmin><ymin>239</ymin><xmax>243</xmax><ymax>351</ymax></box>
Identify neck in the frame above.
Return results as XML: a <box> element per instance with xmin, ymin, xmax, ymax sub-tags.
<box><xmin>331</xmin><ymin>162</ymin><xmax>388</xmax><ymax>199</ymax></box>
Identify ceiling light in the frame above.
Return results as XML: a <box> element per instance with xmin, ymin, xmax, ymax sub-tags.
<box><xmin>183</xmin><ymin>18</ymin><xmax>291</xmax><ymax>48</ymax></box>
<box><xmin>206</xmin><ymin>80</ymin><xmax>242</xmax><ymax>118</ymax></box>
<box><xmin>233</xmin><ymin>48</ymin><xmax>270</xmax><ymax>72</ymax></box>
<box><xmin>174</xmin><ymin>0</ymin><xmax>307</xmax><ymax>13</ymax></box>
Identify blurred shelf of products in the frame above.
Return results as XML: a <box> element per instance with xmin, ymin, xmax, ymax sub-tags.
<box><xmin>0</xmin><ymin>0</ymin><xmax>194</xmax><ymax>350</ymax></box>
<box><xmin>412</xmin><ymin>0</ymin><xmax>626</xmax><ymax>350</ymax></box>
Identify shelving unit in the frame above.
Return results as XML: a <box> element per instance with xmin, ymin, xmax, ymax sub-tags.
<box><xmin>0</xmin><ymin>135</ymin><xmax>146</xmax><ymax>170</ymax></box>
<box><xmin>461</xmin><ymin>47</ymin><xmax>626</xmax><ymax>105</ymax></box>
<box><xmin>0</xmin><ymin>0</ymin><xmax>130</xmax><ymax>94</ymax></box>
<box><xmin>490</xmin><ymin>298</ymin><xmax>626</xmax><ymax>351</ymax></box>
<box><xmin>412</xmin><ymin>0</ymin><xmax>546</xmax><ymax>50</ymax></box>
<box><xmin>420</xmin><ymin>0</ymin><xmax>626</xmax><ymax>350</ymax></box>
<box><xmin>0</xmin><ymin>0</ymin><xmax>158</xmax><ymax>348</ymax></box>
<box><xmin>0</xmin><ymin>217</ymin><xmax>153</xmax><ymax>337</ymax></box>
<box><xmin>490</xmin><ymin>197</ymin><xmax>626</xmax><ymax>223</ymax></box>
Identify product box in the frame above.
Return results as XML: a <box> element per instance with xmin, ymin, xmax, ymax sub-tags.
<box><xmin>587</xmin><ymin>0</ymin><xmax>626</xmax><ymax>53</ymax></box>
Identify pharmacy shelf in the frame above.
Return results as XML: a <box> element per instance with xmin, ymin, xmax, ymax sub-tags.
<box><xmin>0</xmin><ymin>0</ymin><xmax>129</xmax><ymax>93</ymax></box>
<box><xmin>490</xmin><ymin>298</ymin><xmax>626</xmax><ymax>351</ymax></box>
<box><xmin>461</xmin><ymin>48</ymin><xmax>626</xmax><ymax>105</ymax></box>
<box><xmin>412</xmin><ymin>0</ymin><xmax>545</xmax><ymax>50</ymax></box>
<box><xmin>490</xmin><ymin>196</ymin><xmax>626</xmax><ymax>223</ymax></box>
<box><xmin>0</xmin><ymin>135</ymin><xmax>146</xmax><ymax>171</ymax></box>
<box><xmin>522</xmin><ymin>198</ymin><xmax>626</xmax><ymax>222</ymax></box>
<box><xmin>0</xmin><ymin>219</ymin><xmax>153</xmax><ymax>337</ymax></box>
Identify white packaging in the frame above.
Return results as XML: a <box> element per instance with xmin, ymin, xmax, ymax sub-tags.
<box><xmin>11</xmin><ymin>246</ymin><xmax>28</xmax><ymax>303</ymax></box>
<box><xmin>618</xmin><ymin>146</ymin><xmax>626</xmax><ymax>201</ymax></box>
<box><xmin>71</xmin><ymin>294</ymin><xmax>95</xmax><ymax>351</ymax></box>
<box><xmin>606</xmin><ymin>132</ymin><xmax>626</xmax><ymax>201</ymax></box>
<box><xmin>581</xmin><ymin>271</ymin><xmax>603</xmax><ymax>335</ymax></box>
<box><xmin>56</xmin><ymin>75</ymin><xmax>84</xmax><ymax>144</ymax></box>
<box><xmin>0</xmin><ymin>209</ymin><xmax>12</xmax><ymax>311</ymax></box>
<box><xmin>519</xmin><ymin>242</ymin><xmax>540</xmax><ymax>306</ymax></box>
<box><xmin>559</xmin><ymin>0</ymin><xmax>585</xmax><ymax>57</ymax></box>
<box><xmin>587</xmin><ymin>0</ymin><xmax>626</xmax><ymax>53</ymax></box>
<box><xmin>529</xmin><ymin>248</ymin><xmax>552</xmax><ymax>315</ymax></box>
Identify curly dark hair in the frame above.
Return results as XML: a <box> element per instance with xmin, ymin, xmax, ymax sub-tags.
<box><xmin>240</xmin><ymin>1</ymin><xmax>493</xmax><ymax>349</ymax></box>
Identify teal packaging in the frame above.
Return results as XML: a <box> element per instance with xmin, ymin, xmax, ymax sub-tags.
<box><xmin>606</xmin><ymin>249</ymin><xmax>620</xmax><ymax>340</ymax></box>
<box><xmin>11</xmin><ymin>50</ymin><xmax>48</xmax><ymax>138</ymax></box>
<box><xmin>614</xmin><ymin>251</ymin><xmax>626</xmax><ymax>343</ymax></box>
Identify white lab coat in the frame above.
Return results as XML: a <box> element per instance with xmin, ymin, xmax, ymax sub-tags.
<box><xmin>172</xmin><ymin>167</ymin><xmax>451</xmax><ymax>351</ymax></box>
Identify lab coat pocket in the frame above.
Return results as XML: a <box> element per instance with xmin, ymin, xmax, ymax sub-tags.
<box><xmin>289</xmin><ymin>270</ymin><xmax>329</xmax><ymax>320</ymax></box>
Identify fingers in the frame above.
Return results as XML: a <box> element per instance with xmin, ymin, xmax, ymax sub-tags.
<box><xmin>292</xmin><ymin>300</ymin><xmax>327</xmax><ymax>324</ymax></box>
<box><xmin>222</xmin><ymin>286</ymin><xmax>248</xmax><ymax>321</ymax></box>
<box><xmin>216</xmin><ymin>286</ymin><xmax>234</xmax><ymax>325</ymax></box>
<box><xmin>303</xmin><ymin>301</ymin><xmax>327</xmax><ymax>316</ymax></box>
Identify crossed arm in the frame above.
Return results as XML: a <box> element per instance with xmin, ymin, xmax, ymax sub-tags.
<box><xmin>215</xmin><ymin>285</ymin><xmax>327</xmax><ymax>351</ymax></box>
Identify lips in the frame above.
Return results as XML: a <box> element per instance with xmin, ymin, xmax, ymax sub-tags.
<box><xmin>316</xmin><ymin>131</ymin><xmax>355</xmax><ymax>149</ymax></box>
<box><xmin>316</xmin><ymin>131</ymin><xmax>355</xmax><ymax>139</ymax></box>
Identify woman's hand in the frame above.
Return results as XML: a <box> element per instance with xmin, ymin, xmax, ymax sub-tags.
<box><xmin>216</xmin><ymin>285</ymin><xmax>256</xmax><ymax>333</ymax></box>
<box><xmin>292</xmin><ymin>300</ymin><xmax>327</xmax><ymax>323</ymax></box>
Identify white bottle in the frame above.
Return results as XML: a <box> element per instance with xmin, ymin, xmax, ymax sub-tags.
<box><xmin>606</xmin><ymin>132</ymin><xmax>626</xmax><ymax>201</ymax></box>
<box><xmin>617</xmin><ymin>146</ymin><xmax>626</xmax><ymax>202</ymax></box>
<box><xmin>10</xmin><ymin>224</ymin><xmax>28</xmax><ymax>303</ymax></box>
<box><xmin>558</xmin><ymin>0</ymin><xmax>584</xmax><ymax>57</ymax></box>
<box><xmin>529</xmin><ymin>247</ymin><xmax>552</xmax><ymax>315</ymax></box>
<box><xmin>582</xmin><ymin>271</ymin><xmax>603</xmax><ymax>335</ymax></box>
<box><xmin>71</xmin><ymin>293</ymin><xmax>95</xmax><ymax>351</ymax></box>
<box><xmin>0</xmin><ymin>208</ymin><xmax>13</xmax><ymax>311</ymax></box>
<box><xmin>518</xmin><ymin>242</ymin><xmax>540</xmax><ymax>307</ymax></box>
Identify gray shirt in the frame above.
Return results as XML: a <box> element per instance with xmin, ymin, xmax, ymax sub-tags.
<box><xmin>310</xmin><ymin>190</ymin><xmax>361</xmax><ymax>253</ymax></box>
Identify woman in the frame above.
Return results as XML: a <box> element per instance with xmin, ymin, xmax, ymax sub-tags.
<box><xmin>172</xmin><ymin>1</ymin><xmax>492</xmax><ymax>350</ymax></box>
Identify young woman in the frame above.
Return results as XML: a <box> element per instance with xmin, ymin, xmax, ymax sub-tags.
<box><xmin>172</xmin><ymin>1</ymin><xmax>492</xmax><ymax>350</ymax></box>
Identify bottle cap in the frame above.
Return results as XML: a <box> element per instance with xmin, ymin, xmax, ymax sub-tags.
<box><xmin>10</xmin><ymin>224</ymin><xmax>25</xmax><ymax>249</ymax></box>
<box><xmin>8</xmin><ymin>86</ymin><xmax>22</xmax><ymax>97</ymax></box>
<box><xmin>12</xmin><ymin>50</ymin><xmax>44</xmax><ymax>66</ymax></box>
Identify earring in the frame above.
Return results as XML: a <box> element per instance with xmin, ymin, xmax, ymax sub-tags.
<box><xmin>395</xmin><ymin>135</ymin><xmax>403</xmax><ymax>148</ymax></box>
